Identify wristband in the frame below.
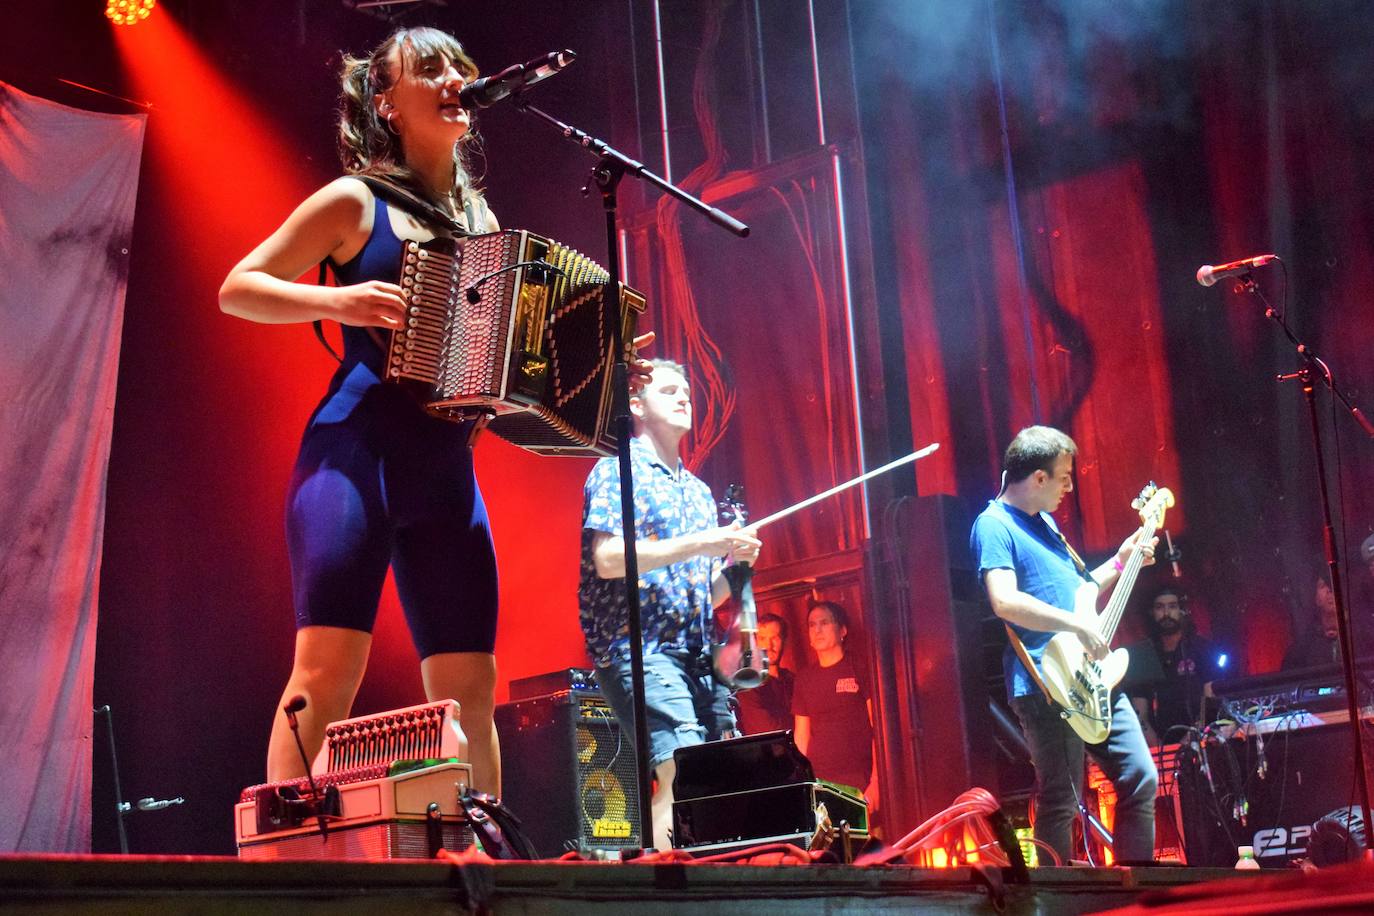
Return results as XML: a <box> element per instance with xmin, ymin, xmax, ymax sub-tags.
<box><xmin>1112</xmin><ymin>557</ymin><xmax>1124</xmax><ymax>572</ymax></box>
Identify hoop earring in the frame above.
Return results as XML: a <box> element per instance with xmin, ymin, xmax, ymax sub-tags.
<box><xmin>385</xmin><ymin>110</ymin><xmax>400</xmax><ymax>135</ymax></box>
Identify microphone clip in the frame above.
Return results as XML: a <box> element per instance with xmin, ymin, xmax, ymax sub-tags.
<box><xmin>253</xmin><ymin>782</ymin><xmax>342</xmax><ymax>834</ymax></box>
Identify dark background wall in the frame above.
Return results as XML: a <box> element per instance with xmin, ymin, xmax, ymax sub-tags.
<box><xmin>3</xmin><ymin>0</ymin><xmax>1371</xmax><ymax>853</ymax></box>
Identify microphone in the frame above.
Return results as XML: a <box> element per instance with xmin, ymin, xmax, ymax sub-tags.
<box><xmin>283</xmin><ymin>694</ymin><xmax>307</xmax><ymax>717</ymax></box>
<box><xmin>459</xmin><ymin>50</ymin><xmax>576</xmax><ymax>110</ymax></box>
<box><xmin>1195</xmin><ymin>254</ymin><xmax>1277</xmax><ymax>287</ymax></box>
<box><xmin>136</xmin><ymin>796</ymin><xmax>185</xmax><ymax>812</ymax></box>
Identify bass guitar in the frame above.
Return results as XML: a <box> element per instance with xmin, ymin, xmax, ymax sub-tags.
<box><xmin>1013</xmin><ymin>483</ymin><xmax>1175</xmax><ymax>744</ymax></box>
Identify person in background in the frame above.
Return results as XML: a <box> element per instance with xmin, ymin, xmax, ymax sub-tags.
<box><xmin>1355</xmin><ymin>533</ymin><xmax>1374</xmax><ymax>624</ymax></box>
<box><xmin>792</xmin><ymin>601</ymin><xmax>878</xmax><ymax>810</ymax></box>
<box><xmin>734</xmin><ymin>612</ymin><xmax>795</xmax><ymax>735</ymax></box>
<box><xmin>1121</xmin><ymin>583</ymin><xmax>1225</xmax><ymax>746</ymax></box>
<box><xmin>1283</xmin><ymin>570</ymin><xmax>1342</xmax><ymax>670</ymax></box>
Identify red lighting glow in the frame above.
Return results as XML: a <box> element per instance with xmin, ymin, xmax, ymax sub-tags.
<box><xmin>106</xmin><ymin>0</ymin><xmax>155</xmax><ymax>26</ymax></box>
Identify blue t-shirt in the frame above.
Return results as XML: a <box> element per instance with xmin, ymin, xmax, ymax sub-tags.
<box><xmin>970</xmin><ymin>499</ymin><xmax>1088</xmax><ymax>699</ymax></box>
<box><xmin>578</xmin><ymin>436</ymin><xmax>722</xmax><ymax>668</ymax></box>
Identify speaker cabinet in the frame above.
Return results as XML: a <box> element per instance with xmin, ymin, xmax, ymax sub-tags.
<box><xmin>495</xmin><ymin>689</ymin><xmax>642</xmax><ymax>857</ymax></box>
<box><xmin>1178</xmin><ymin>722</ymin><xmax>1363</xmax><ymax>867</ymax></box>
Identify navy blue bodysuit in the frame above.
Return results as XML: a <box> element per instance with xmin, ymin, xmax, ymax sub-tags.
<box><xmin>285</xmin><ymin>188</ymin><xmax>498</xmax><ymax>657</ymax></box>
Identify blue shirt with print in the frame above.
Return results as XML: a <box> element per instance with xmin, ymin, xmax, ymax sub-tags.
<box><xmin>970</xmin><ymin>499</ymin><xmax>1088</xmax><ymax>699</ymax></box>
<box><xmin>579</xmin><ymin>436</ymin><xmax>721</xmax><ymax>668</ymax></box>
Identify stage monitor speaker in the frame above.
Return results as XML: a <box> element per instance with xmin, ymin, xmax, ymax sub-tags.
<box><xmin>494</xmin><ymin>689</ymin><xmax>642</xmax><ymax>857</ymax></box>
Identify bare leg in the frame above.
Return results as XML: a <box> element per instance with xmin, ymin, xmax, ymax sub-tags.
<box><xmin>651</xmin><ymin>757</ymin><xmax>677</xmax><ymax>850</ymax></box>
<box><xmin>266</xmin><ymin>626</ymin><xmax>372</xmax><ymax>782</ymax></box>
<box><xmin>422</xmin><ymin>651</ymin><xmax>500</xmax><ymax>795</ymax></box>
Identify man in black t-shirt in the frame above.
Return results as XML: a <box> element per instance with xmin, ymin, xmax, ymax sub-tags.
<box><xmin>735</xmin><ymin>612</ymin><xmax>796</xmax><ymax>735</ymax></box>
<box><xmin>792</xmin><ymin>602</ymin><xmax>877</xmax><ymax>806</ymax></box>
<box><xmin>1123</xmin><ymin>585</ymin><xmax>1224</xmax><ymax>746</ymax></box>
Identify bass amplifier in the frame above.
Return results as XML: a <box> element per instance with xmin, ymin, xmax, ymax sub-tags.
<box><xmin>494</xmin><ymin>688</ymin><xmax>642</xmax><ymax>856</ymax></box>
<box><xmin>1177</xmin><ymin>718</ymin><xmax>1369</xmax><ymax>867</ymax></box>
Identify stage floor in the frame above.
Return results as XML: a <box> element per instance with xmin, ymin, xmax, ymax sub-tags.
<box><xmin>0</xmin><ymin>854</ymin><xmax>1270</xmax><ymax>915</ymax></box>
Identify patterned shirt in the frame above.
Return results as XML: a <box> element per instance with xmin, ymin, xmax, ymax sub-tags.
<box><xmin>579</xmin><ymin>436</ymin><xmax>721</xmax><ymax>668</ymax></box>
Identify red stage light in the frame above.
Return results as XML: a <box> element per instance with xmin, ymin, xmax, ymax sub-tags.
<box><xmin>106</xmin><ymin>0</ymin><xmax>156</xmax><ymax>27</ymax></box>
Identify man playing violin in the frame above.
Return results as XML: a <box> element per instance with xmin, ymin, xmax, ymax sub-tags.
<box><xmin>578</xmin><ymin>358</ymin><xmax>762</xmax><ymax>850</ymax></box>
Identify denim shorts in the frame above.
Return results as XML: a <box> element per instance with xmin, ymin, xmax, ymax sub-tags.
<box><xmin>594</xmin><ymin>650</ymin><xmax>735</xmax><ymax>771</ymax></box>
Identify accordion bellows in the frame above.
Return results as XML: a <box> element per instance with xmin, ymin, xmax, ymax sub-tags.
<box><xmin>387</xmin><ymin>230</ymin><xmax>645</xmax><ymax>456</ymax></box>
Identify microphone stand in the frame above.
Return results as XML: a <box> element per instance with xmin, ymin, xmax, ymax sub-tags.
<box><xmin>1237</xmin><ymin>273</ymin><xmax>1374</xmax><ymax>827</ymax></box>
<box><xmin>512</xmin><ymin>94</ymin><xmax>748</xmax><ymax>846</ymax></box>
<box><xmin>94</xmin><ymin>705</ymin><xmax>130</xmax><ymax>854</ymax></box>
<box><xmin>283</xmin><ymin>702</ymin><xmax>331</xmax><ymax>841</ymax></box>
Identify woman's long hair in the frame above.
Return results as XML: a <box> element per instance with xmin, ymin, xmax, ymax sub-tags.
<box><xmin>338</xmin><ymin>27</ymin><xmax>485</xmax><ymax>213</ymax></box>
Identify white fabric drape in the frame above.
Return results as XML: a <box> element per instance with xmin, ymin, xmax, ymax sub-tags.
<box><xmin>0</xmin><ymin>81</ymin><xmax>145</xmax><ymax>852</ymax></box>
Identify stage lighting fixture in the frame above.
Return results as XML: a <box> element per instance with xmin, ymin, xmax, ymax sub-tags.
<box><xmin>342</xmin><ymin>0</ymin><xmax>447</xmax><ymax>24</ymax></box>
<box><xmin>106</xmin><ymin>0</ymin><xmax>156</xmax><ymax>26</ymax></box>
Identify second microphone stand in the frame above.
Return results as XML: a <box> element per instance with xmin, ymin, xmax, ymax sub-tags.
<box><xmin>1239</xmin><ymin>272</ymin><xmax>1374</xmax><ymax>830</ymax></box>
<box><xmin>513</xmin><ymin>96</ymin><xmax>748</xmax><ymax>848</ymax></box>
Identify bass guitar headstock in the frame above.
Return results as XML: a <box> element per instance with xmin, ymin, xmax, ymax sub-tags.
<box><xmin>1132</xmin><ymin>482</ymin><xmax>1176</xmax><ymax>529</ymax></box>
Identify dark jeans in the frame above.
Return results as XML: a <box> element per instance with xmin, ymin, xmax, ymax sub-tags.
<box><xmin>1011</xmin><ymin>689</ymin><xmax>1158</xmax><ymax>865</ymax></box>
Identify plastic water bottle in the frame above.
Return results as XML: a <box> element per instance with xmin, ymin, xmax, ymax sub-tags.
<box><xmin>1235</xmin><ymin>845</ymin><xmax>1261</xmax><ymax>870</ymax></box>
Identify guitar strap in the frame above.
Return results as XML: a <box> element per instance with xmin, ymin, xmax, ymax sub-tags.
<box><xmin>1005</xmin><ymin>622</ymin><xmax>1055</xmax><ymax>705</ymax></box>
<box><xmin>1052</xmin><ymin>526</ymin><xmax>1096</xmax><ymax>585</ymax></box>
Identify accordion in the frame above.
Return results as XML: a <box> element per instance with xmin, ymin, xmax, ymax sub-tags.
<box><xmin>386</xmin><ymin>230</ymin><xmax>646</xmax><ymax>456</ymax></box>
<box><xmin>235</xmin><ymin>700</ymin><xmax>474</xmax><ymax>860</ymax></box>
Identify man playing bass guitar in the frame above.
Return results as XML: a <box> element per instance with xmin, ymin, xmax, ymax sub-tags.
<box><xmin>970</xmin><ymin>426</ymin><xmax>1159</xmax><ymax>865</ymax></box>
<box><xmin>578</xmin><ymin>359</ymin><xmax>762</xmax><ymax>850</ymax></box>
